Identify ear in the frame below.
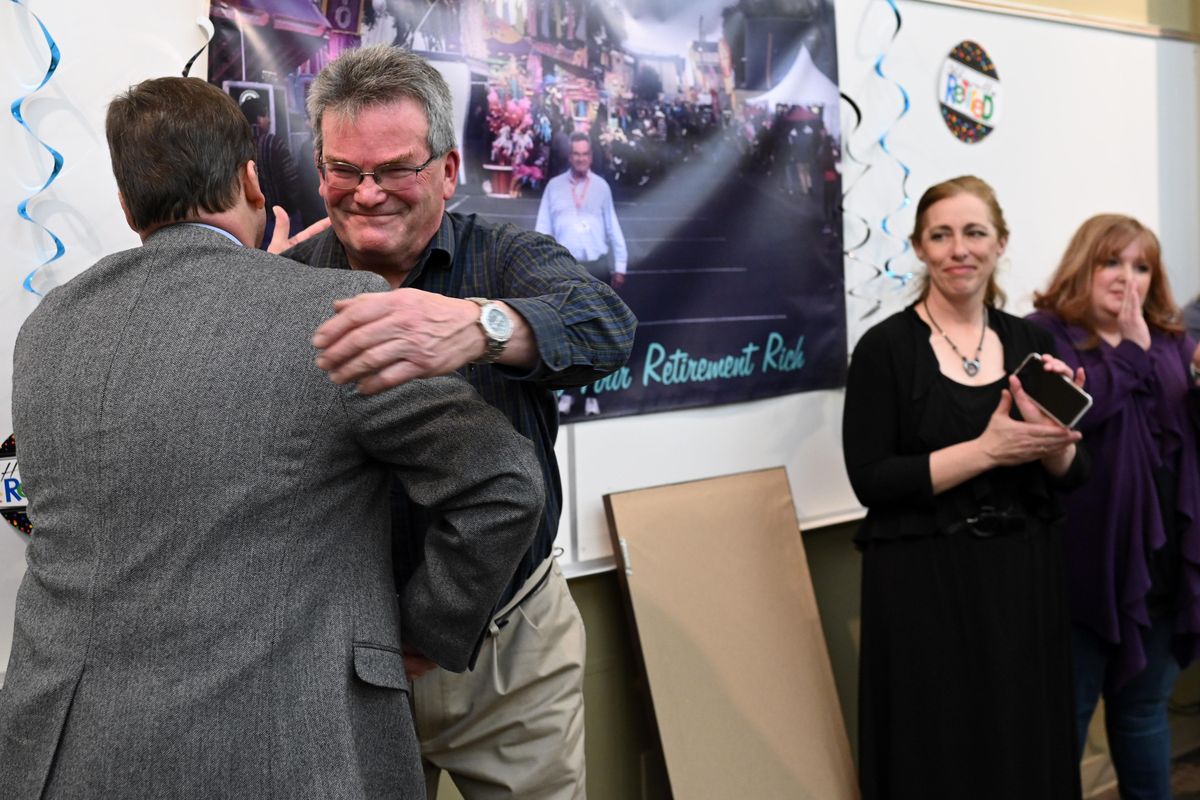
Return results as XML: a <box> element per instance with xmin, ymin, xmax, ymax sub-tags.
<box><xmin>117</xmin><ymin>192</ymin><xmax>138</xmax><ymax>234</ymax></box>
<box><xmin>242</xmin><ymin>160</ymin><xmax>265</xmax><ymax>210</ymax></box>
<box><xmin>996</xmin><ymin>235</ymin><xmax>1008</xmax><ymax>258</ymax></box>
<box><xmin>441</xmin><ymin>149</ymin><xmax>460</xmax><ymax>200</ymax></box>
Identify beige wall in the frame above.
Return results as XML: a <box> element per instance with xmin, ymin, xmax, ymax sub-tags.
<box><xmin>926</xmin><ymin>0</ymin><xmax>1200</xmax><ymax>35</ymax></box>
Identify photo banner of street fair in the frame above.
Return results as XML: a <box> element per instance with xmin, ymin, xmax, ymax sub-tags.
<box><xmin>208</xmin><ymin>0</ymin><xmax>844</xmax><ymax>420</ymax></box>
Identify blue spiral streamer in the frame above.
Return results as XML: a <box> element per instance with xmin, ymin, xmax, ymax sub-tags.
<box><xmin>841</xmin><ymin>0</ymin><xmax>914</xmax><ymax>318</ymax></box>
<box><xmin>874</xmin><ymin>0</ymin><xmax>914</xmax><ymax>284</ymax></box>
<box><xmin>10</xmin><ymin>0</ymin><xmax>65</xmax><ymax>297</ymax></box>
<box><xmin>839</xmin><ymin>91</ymin><xmax>883</xmax><ymax>319</ymax></box>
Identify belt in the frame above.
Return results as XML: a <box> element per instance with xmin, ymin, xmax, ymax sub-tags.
<box><xmin>943</xmin><ymin>506</ymin><xmax>1028</xmax><ymax>539</ymax></box>
<box><xmin>488</xmin><ymin>554</ymin><xmax>555</xmax><ymax>635</ymax></box>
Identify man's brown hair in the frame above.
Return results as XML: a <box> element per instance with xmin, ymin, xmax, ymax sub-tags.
<box><xmin>106</xmin><ymin>77</ymin><xmax>254</xmax><ymax>231</ymax></box>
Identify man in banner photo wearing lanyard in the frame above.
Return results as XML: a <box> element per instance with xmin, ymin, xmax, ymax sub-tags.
<box><xmin>535</xmin><ymin>131</ymin><xmax>631</xmax><ymax>417</ymax></box>
<box><xmin>1</xmin><ymin>76</ymin><xmax>544</xmax><ymax>800</ymax></box>
<box><xmin>282</xmin><ymin>45</ymin><xmax>636</xmax><ymax>799</ymax></box>
<box><xmin>535</xmin><ymin>131</ymin><xmax>629</xmax><ymax>291</ymax></box>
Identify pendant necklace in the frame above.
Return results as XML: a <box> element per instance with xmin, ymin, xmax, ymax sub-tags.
<box><xmin>924</xmin><ymin>302</ymin><xmax>987</xmax><ymax>377</ymax></box>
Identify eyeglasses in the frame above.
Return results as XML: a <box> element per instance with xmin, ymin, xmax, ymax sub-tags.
<box><xmin>319</xmin><ymin>154</ymin><xmax>438</xmax><ymax>191</ymax></box>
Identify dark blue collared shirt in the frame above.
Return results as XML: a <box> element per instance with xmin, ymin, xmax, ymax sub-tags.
<box><xmin>285</xmin><ymin>212</ymin><xmax>636</xmax><ymax>605</ymax></box>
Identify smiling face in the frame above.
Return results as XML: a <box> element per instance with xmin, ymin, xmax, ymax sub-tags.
<box><xmin>1089</xmin><ymin>236</ymin><xmax>1153</xmax><ymax>325</ymax></box>
<box><xmin>913</xmin><ymin>192</ymin><xmax>1007</xmax><ymax>305</ymax></box>
<box><xmin>318</xmin><ymin>98</ymin><xmax>459</xmax><ymax>275</ymax></box>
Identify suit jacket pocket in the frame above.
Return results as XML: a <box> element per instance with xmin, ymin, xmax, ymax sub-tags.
<box><xmin>352</xmin><ymin>643</ymin><xmax>409</xmax><ymax>692</ymax></box>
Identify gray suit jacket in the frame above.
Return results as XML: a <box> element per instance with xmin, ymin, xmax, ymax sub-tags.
<box><xmin>0</xmin><ymin>225</ymin><xmax>543</xmax><ymax>799</ymax></box>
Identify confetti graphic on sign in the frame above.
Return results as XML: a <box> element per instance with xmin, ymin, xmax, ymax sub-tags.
<box><xmin>938</xmin><ymin>40</ymin><xmax>1001</xmax><ymax>144</ymax></box>
<box><xmin>1</xmin><ymin>435</ymin><xmax>30</xmax><ymax>539</ymax></box>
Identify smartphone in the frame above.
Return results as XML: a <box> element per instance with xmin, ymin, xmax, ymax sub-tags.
<box><xmin>1013</xmin><ymin>353</ymin><xmax>1093</xmax><ymax>428</ymax></box>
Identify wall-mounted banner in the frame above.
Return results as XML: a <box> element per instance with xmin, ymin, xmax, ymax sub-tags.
<box><xmin>206</xmin><ymin>0</ymin><xmax>846</xmax><ymax>420</ymax></box>
<box><xmin>938</xmin><ymin>40</ymin><xmax>999</xmax><ymax>144</ymax></box>
<box><xmin>1</xmin><ymin>435</ymin><xmax>30</xmax><ymax>539</ymax></box>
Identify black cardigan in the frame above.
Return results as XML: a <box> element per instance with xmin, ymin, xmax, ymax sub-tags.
<box><xmin>842</xmin><ymin>305</ymin><xmax>1089</xmax><ymax>546</ymax></box>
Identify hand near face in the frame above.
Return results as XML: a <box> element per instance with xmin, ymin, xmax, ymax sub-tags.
<box><xmin>266</xmin><ymin>208</ymin><xmax>332</xmax><ymax>255</ymax></box>
<box><xmin>311</xmin><ymin>288</ymin><xmax>484</xmax><ymax>394</ymax></box>
<box><xmin>1117</xmin><ymin>280</ymin><xmax>1152</xmax><ymax>351</ymax></box>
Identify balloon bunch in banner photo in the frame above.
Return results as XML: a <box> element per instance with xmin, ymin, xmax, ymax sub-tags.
<box><xmin>938</xmin><ymin>40</ymin><xmax>1001</xmax><ymax>143</ymax></box>
<box><xmin>1</xmin><ymin>436</ymin><xmax>30</xmax><ymax>540</ymax></box>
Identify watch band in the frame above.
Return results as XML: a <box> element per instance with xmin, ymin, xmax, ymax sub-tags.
<box><xmin>467</xmin><ymin>297</ymin><xmax>510</xmax><ymax>364</ymax></box>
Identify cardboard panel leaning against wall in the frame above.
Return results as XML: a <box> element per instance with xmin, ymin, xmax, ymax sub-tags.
<box><xmin>0</xmin><ymin>0</ymin><xmax>210</xmax><ymax>678</ymax></box>
<box><xmin>563</xmin><ymin>0</ymin><xmax>1200</xmax><ymax>572</ymax></box>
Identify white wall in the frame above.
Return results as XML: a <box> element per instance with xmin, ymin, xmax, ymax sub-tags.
<box><xmin>563</xmin><ymin>0</ymin><xmax>1200</xmax><ymax>571</ymax></box>
<box><xmin>835</xmin><ymin>0</ymin><xmax>1200</xmax><ymax>342</ymax></box>
<box><xmin>1</xmin><ymin>0</ymin><xmax>1198</xmax><ymax>671</ymax></box>
<box><xmin>0</xmin><ymin>0</ymin><xmax>208</xmax><ymax>677</ymax></box>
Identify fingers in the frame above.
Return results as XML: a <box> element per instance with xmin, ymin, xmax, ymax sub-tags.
<box><xmin>268</xmin><ymin>215</ymin><xmax>333</xmax><ymax>255</ymax></box>
<box><xmin>1009</xmin><ymin>375</ymin><xmax>1054</xmax><ymax>429</ymax></box>
<box><xmin>292</xmin><ymin>216</ymin><xmax>333</xmax><ymax>248</ymax></box>
<box><xmin>265</xmin><ymin>206</ymin><xmax>292</xmax><ymax>254</ymax></box>
<box><xmin>312</xmin><ymin>292</ymin><xmax>396</xmax><ymax>352</ymax></box>
<box><xmin>311</xmin><ymin>289</ymin><xmax>477</xmax><ymax>390</ymax></box>
<box><xmin>322</xmin><ymin>332</ymin><xmax>414</xmax><ymax>385</ymax></box>
<box><xmin>993</xmin><ymin>388</ymin><xmax>1012</xmax><ymax>416</ymax></box>
<box><xmin>352</xmin><ymin>360</ymin><xmax>430</xmax><ymax>395</ymax></box>
<box><xmin>1074</xmin><ymin>366</ymin><xmax>1086</xmax><ymax>389</ymax></box>
<box><xmin>1038</xmin><ymin>355</ymin><xmax>1073</xmax><ymax>379</ymax></box>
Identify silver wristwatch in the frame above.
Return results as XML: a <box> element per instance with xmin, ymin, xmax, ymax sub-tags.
<box><xmin>467</xmin><ymin>297</ymin><xmax>514</xmax><ymax>364</ymax></box>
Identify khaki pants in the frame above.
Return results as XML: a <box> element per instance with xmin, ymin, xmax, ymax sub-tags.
<box><xmin>415</xmin><ymin>559</ymin><xmax>587</xmax><ymax>800</ymax></box>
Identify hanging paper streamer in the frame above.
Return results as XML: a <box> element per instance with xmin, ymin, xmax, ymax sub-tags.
<box><xmin>839</xmin><ymin>90</ymin><xmax>882</xmax><ymax>319</ymax></box>
<box><xmin>873</xmin><ymin>0</ymin><xmax>914</xmax><ymax>285</ymax></box>
<box><xmin>10</xmin><ymin>0</ymin><xmax>64</xmax><ymax>297</ymax></box>
<box><xmin>182</xmin><ymin>15</ymin><xmax>217</xmax><ymax>78</ymax></box>
<box><xmin>840</xmin><ymin>0</ymin><xmax>914</xmax><ymax>318</ymax></box>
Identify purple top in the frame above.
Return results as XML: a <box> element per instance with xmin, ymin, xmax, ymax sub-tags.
<box><xmin>1028</xmin><ymin>311</ymin><xmax>1200</xmax><ymax>688</ymax></box>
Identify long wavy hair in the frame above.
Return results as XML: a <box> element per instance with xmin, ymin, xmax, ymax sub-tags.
<box><xmin>1032</xmin><ymin>214</ymin><xmax>1182</xmax><ymax>346</ymax></box>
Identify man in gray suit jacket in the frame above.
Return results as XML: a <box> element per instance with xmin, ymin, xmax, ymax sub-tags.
<box><xmin>0</xmin><ymin>77</ymin><xmax>543</xmax><ymax>799</ymax></box>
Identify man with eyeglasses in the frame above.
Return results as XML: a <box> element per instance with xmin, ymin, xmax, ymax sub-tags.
<box><xmin>1</xmin><ymin>76</ymin><xmax>543</xmax><ymax>800</ymax></box>
<box><xmin>282</xmin><ymin>45</ymin><xmax>636</xmax><ymax>800</ymax></box>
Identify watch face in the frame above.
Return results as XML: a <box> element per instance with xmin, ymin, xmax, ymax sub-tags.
<box><xmin>483</xmin><ymin>305</ymin><xmax>513</xmax><ymax>339</ymax></box>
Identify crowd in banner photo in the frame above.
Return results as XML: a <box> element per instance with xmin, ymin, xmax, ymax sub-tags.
<box><xmin>204</xmin><ymin>0</ymin><xmax>845</xmax><ymax>419</ymax></box>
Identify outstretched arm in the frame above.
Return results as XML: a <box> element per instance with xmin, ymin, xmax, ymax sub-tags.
<box><xmin>311</xmin><ymin>229</ymin><xmax>636</xmax><ymax>394</ymax></box>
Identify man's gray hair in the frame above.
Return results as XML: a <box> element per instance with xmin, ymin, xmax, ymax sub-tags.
<box><xmin>307</xmin><ymin>45</ymin><xmax>456</xmax><ymax>159</ymax></box>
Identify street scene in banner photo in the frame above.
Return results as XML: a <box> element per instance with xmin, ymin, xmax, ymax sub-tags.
<box><xmin>208</xmin><ymin>0</ymin><xmax>844</xmax><ymax>419</ymax></box>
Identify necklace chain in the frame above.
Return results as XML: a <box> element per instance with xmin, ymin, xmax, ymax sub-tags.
<box><xmin>924</xmin><ymin>302</ymin><xmax>988</xmax><ymax>377</ymax></box>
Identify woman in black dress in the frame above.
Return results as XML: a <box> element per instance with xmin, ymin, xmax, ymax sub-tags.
<box><xmin>843</xmin><ymin>176</ymin><xmax>1088</xmax><ymax>799</ymax></box>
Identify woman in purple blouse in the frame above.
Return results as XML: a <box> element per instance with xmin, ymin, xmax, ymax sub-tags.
<box><xmin>1029</xmin><ymin>214</ymin><xmax>1200</xmax><ymax>800</ymax></box>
